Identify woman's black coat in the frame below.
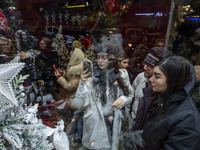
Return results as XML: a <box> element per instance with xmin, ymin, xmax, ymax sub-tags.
<box><xmin>133</xmin><ymin>69</ymin><xmax>200</xmax><ymax>150</ymax></box>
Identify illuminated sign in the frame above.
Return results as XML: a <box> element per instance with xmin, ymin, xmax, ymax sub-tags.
<box><xmin>135</xmin><ymin>12</ymin><xmax>168</xmax><ymax>17</ymax></box>
<box><xmin>185</xmin><ymin>16</ymin><xmax>200</xmax><ymax>22</ymax></box>
<box><xmin>64</xmin><ymin>5</ymin><xmax>86</xmax><ymax>8</ymax></box>
<box><xmin>135</xmin><ymin>13</ymin><xmax>154</xmax><ymax>16</ymax></box>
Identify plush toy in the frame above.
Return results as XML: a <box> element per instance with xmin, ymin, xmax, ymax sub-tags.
<box><xmin>36</xmin><ymin>93</ymin><xmax>55</xmax><ymax>105</ymax></box>
<box><xmin>72</xmin><ymin>40</ymin><xmax>82</xmax><ymax>50</ymax></box>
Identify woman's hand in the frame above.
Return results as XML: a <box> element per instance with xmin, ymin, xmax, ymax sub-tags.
<box><xmin>81</xmin><ymin>69</ymin><xmax>91</xmax><ymax>82</ymax></box>
<box><xmin>112</xmin><ymin>98</ymin><xmax>125</xmax><ymax>109</ymax></box>
<box><xmin>54</xmin><ymin>70</ymin><xmax>61</xmax><ymax>78</ymax></box>
<box><xmin>57</xmin><ymin>68</ymin><xmax>63</xmax><ymax>74</ymax></box>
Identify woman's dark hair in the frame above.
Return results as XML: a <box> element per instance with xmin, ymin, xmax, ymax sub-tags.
<box><xmin>93</xmin><ymin>43</ymin><xmax>130</xmax><ymax>104</ymax></box>
<box><xmin>117</xmin><ymin>50</ymin><xmax>129</xmax><ymax>61</ymax></box>
<box><xmin>156</xmin><ymin>56</ymin><xmax>192</xmax><ymax>114</ymax></box>
<box><xmin>158</xmin><ymin>56</ymin><xmax>192</xmax><ymax>96</ymax></box>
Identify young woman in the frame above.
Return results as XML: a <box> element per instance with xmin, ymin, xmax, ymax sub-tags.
<box><xmin>118</xmin><ymin>53</ymin><xmax>129</xmax><ymax>69</ymax></box>
<box><xmin>133</xmin><ymin>56</ymin><xmax>200</xmax><ymax>150</ymax></box>
<box><xmin>54</xmin><ymin>47</ymin><xmax>87</xmax><ymax>100</ymax></box>
<box><xmin>37</xmin><ymin>37</ymin><xmax>52</xmax><ymax>51</ymax></box>
<box><xmin>70</xmin><ymin>43</ymin><xmax>133</xmax><ymax>150</ymax></box>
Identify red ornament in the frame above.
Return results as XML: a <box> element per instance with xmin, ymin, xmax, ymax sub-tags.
<box><xmin>82</xmin><ymin>37</ymin><xmax>93</xmax><ymax>49</ymax></box>
<box><xmin>104</xmin><ymin>0</ymin><xmax>119</xmax><ymax>15</ymax></box>
<box><xmin>0</xmin><ymin>10</ymin><xmax>8</xmax><ymax>31</ymax></box>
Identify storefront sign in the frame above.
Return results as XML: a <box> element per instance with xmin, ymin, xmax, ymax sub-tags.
<box><xmin>186</xmin><ymin>16</ymin><xmax>200</xmax><ymax>22</ymax></box>
<box><xmin>65</xmin><ymin>5</ymin><xmax>85</xmax><ymax>8</ymax></box>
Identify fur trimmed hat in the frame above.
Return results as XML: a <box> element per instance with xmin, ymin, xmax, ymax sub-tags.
<box><xmin>144</xmin><ymin>47</ymin><xmax>164</xmax><ymax>67</ymax></box>
<box><xmin>94</xmin><ymin>42</ymin><xmax>119</xmax><ymax>60</ymax></box>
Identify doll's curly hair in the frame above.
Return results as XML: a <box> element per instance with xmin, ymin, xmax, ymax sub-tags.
<box><xmin>93</xmin><ymin>43</ymin><xmax>130</xmax><ymax>105</ymax></box>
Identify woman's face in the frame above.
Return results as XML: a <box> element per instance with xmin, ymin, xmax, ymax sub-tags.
<box><xmin>119</xmin><ymin>58</ymin><xmax>129</xmax><ymax>69</ymax></box>
<box><xmin>97</xmin><ymin>52</ymin><xmax>109</xmax><ymax>69</ymax></box>
<box><xmin>39</xmin><ymin>40</ymin><xmax>47</xmax><ymax>50</ymax></box>
<box><xmin>149</xmin><ymin>66</ymin><xmax>167</xmax><ymax>93</ymax></box>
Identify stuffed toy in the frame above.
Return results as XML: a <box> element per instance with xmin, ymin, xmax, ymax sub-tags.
<box><xmin>72</xmin><ymin>40</ymin><xmax>82</xmax><ymax>50</ymax></box>
<box><xmin>36</xmin><ymin>93</ymin><xmax>55</xmax><ymax>105</ymax></box>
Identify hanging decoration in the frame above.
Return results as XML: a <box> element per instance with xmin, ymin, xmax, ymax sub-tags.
<box><xmin>76</xmin><ymin>13</ymin><xmax>81</xmax><ymax>26</ymax></box>
<box><xmin>0</xmin><ymin>9</ymin><xmax>8</xmax><ymax>31</ymax></box>
<box><xmin>120</xmin><ymin>1</ymin><xmax>132</xmax><ymax>13</ymax></box>
<box><xmin>82</xmin><ymin>15</ymin><xmax>88</xmax><ymax>26</ymax></box>
<box><xmin>103</xmin><ymin>0</ymin><xmax>119</xmax><ymax>15</ymax></box>
<box><xmin>31</xmin><ymin>0</ymin><xmax>134</xmax><ymax>29</ymax></box>
<box><xmin>82</xmin><ymin>37</ymin><xmax>93</xmax><ymax>49</ymax></box>
<box><xmin>71</xmin><ymin>16</ymin><xmax>76</xmax><ymax>26</ymax></box>
<box><xmin>44</xmin><ymin>11</ymin><xmax>49</xmax><ymax>26</ymax></box>
<box><xmin>64</xmin><ymin>10</ymin><xmax>70</xmax><ymax>26</ymax></box>
<box><xmin>87</xmin><ymin>15</ymin><xmax>95</xmax><ymax>23</ymax></box>
<box><xmin>59</xmin><ymin>12</ymin><xmax>63</xmax><ymax>24</ymax></box>
<box><xmin>51</xmin><ymin>11</ymin><xmax>56</xmax><ymax>24</ymax></box>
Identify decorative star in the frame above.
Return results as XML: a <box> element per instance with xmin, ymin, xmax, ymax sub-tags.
<box><xmin>0</xmin><ymin>63</ymin><xmax>25</xmax><ymax>105</ymax></box>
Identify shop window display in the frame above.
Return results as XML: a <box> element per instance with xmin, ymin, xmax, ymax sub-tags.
<box><xmin>70</xmin><ymin>42</ymin><xmax>133</xmax><ymax>149</ymax></box>
<box><xmin>0</xmin><ymin>0</ymin><xmax>200</xmax><ymax>149</ymax></box>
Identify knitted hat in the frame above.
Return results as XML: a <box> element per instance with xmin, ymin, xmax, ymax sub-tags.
<box><xmin>144</xmin><ymin>47</ymin><xmax>164</xmax><ymax>67</ymax></box>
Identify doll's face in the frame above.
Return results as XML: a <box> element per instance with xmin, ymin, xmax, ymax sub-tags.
<box><xmin>97</xmin><ymin>52</ymin><xmax>109</xmax><ymax>69</ymax></box>
<box><xmin>39</xmin><ymin>40</ymin><xmax>47</xmax><ymax>50</ymax></box>
<box><xmin>0</xmin><ymin>39</ymin><xmax>11</xmax><ymax>55</ymax></box>
<box><xmin>119</xmin><ymin>58</ymin><xmax>129</xmax><ymax>69</ymax></box>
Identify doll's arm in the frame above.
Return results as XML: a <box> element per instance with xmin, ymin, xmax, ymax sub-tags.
<box><xmin>119</xmin><ymin>69</ymin><xmax>134</xmax><ymax>105</ymax></box>
<box><xmin>112</xmin><ymin>70</ymin><xmax>134</xmax><ymax>109</ymax></box>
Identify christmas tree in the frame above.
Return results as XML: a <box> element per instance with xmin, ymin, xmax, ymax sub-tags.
<box><xmin>0</xmin><ymin>63</ymin><xmax>54</xmax><ymax>150</ymax></box>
